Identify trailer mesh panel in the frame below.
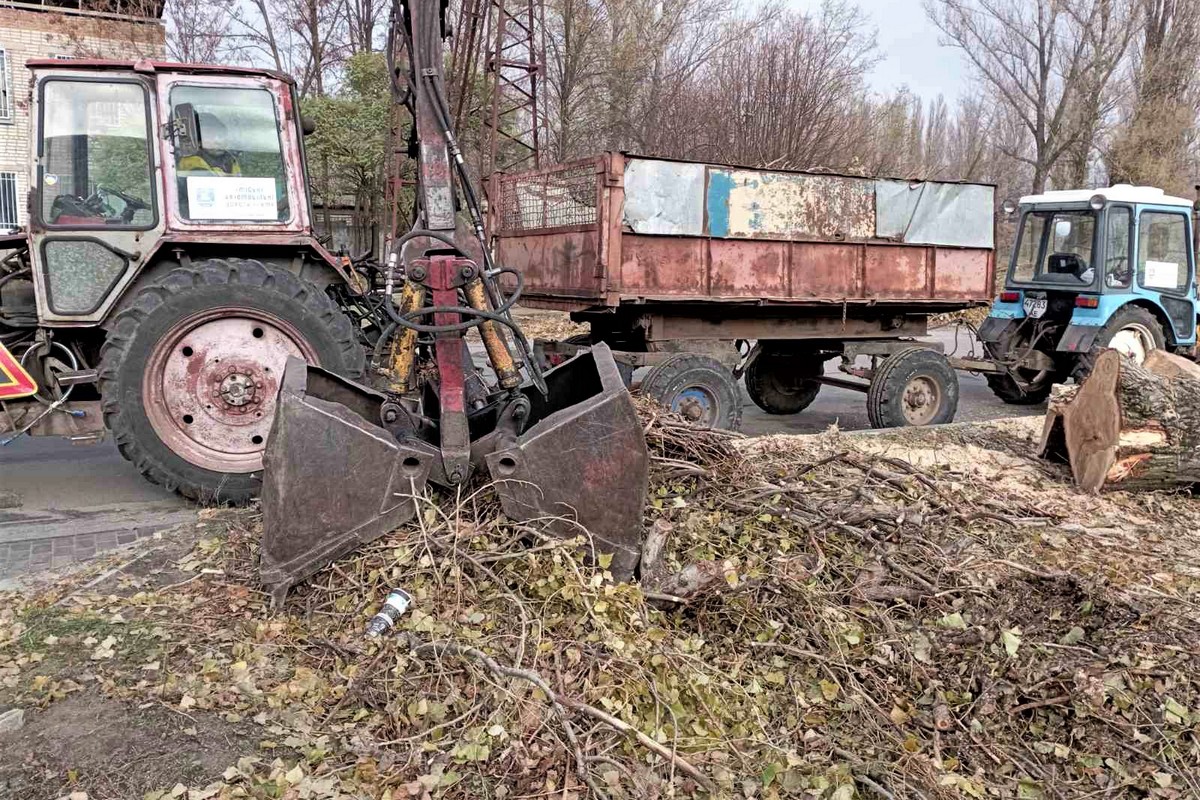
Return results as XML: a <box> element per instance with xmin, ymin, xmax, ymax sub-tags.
<box><xmin>495</xmin><ymin>162</ymin><xmax>597</xmax><ymax>233</ymax></box>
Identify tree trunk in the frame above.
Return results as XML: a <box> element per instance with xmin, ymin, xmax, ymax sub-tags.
<box><xmin>1038</xmin><ymin>349</ymin><xmax>1200</xmax><ymax>491</ymax></box>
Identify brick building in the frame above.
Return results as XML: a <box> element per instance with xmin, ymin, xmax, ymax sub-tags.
<box><xmin>0</xmin><ymin>0</ymin><xmax>164</xmax><ymax>231</ymax></box>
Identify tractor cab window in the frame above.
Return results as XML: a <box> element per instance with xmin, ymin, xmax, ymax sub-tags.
<box><xmin>39</xmin><ymin>80</ymin><xmax>155</xmax><ymax>228</ymax></box>
<box><xmin>1104</xmin><ymin>207</ymin><xmax>1132</xmax><ymax>289</ymax></box>
<box><xmin>169</xmin><ymin>85</ymin><xmax>289</xmax><ymax>222</ymax></box>
<box><xmin>1137</xmin><ymin>212</ymin><xmax>1190</xmax><ymax>294</ymax></box>
<box><xmin>1012</xmin><ymin>210</ymin><xmax>1096</xmax><ymax>285</ymax></box>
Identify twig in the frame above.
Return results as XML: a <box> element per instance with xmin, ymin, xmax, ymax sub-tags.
<box><xmin>408</xmin><ymin>637</ymin><xmax>715</xmax><ymax>793</ymax></box>
<box><xmin>1008</xmin><ymin>695</ymin><xmax>1071</xmax><ymax>716</ymax></box>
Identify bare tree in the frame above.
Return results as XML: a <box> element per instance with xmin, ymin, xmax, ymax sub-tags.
<box><xmin>927</xmin><ymin>0</ymin><xmax>1137</xmax><ymax>192</ymax></box>
<box><xmin>543</xmin><ymin>0</ymin><xmax>609</xmax><ymax>160</ymax></box>
<box><xmin>166</xmin><ymin>0</ymin><xmax>234</xmax><ymax>63</ymax></box>
<box><xmin>682</xmin><ymin>3</ymin><xmax>878</xmax><ymax>169</ymax></box>
<box><xmin>1107</xmin><ymin>0</ymin><xmax>1200</xmax><ymax>193</ymax></box>
<box><xmin>230</xmin><ymin>0</ymin><xmax>347</xmax><ymax>95</ymax></box>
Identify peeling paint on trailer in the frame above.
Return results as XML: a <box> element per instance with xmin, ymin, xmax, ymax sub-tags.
<box><xmin>705</xmin><ymin>169</ymin><xmax>876</xmax><ymax>240</ymax></box>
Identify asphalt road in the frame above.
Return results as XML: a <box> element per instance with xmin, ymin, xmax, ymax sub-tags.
<box><xmin>0</xmin><ymin>326</ymin><xmax>1038</xmax><ymax>578</ymax></box>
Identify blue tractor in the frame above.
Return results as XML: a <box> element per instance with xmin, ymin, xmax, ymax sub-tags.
<box><xmin>979</xmin><ymin>185</ymin><xmax>1198</xmax><ymax>403</ymax></box>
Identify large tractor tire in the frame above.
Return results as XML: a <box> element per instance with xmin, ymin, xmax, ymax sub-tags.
<box><xmin>866</xmin><ymin>347</ymin><xmax>959</xmax><ymax>428</ymax></box>
<box><xmin>1074</xmin><ymin>305</ymin><xmax>1165</xmax><ymax>379</ymax></box>
<box><xmin>985</xmin><ymin>324</ymin><xmax>1066</xmax><ymax>405</ymax></box>
<box><xmin>641</xmin><ymin>353</ymin><xmax>742</xmax><ymax>431</ymax></box>
<box><xmin>744</xmin><ymin>349</ymin><xmax>824</xmax><ymax>415</ymax></box>
<box><xmin>99</xmin><ymin>258</ymin><xmax>364</xmax><ymax>504</ymax></box>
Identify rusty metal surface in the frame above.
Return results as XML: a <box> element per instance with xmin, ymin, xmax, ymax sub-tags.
<box><xmin>259</xmin><ymin>358</ymin><xmax>436</xmax><ymax>603</ymax></box>
<box><xmin>496</xmin><ymin>153</ymin><xmax>996</xmax><ymax>312</ymax></box>
<box><xmin>260</xmin><ymin>346</ymin><xmax>650</xmax><ymax>597</ymax></box>
<box><xmin>706</xmin><ymin>168</ymin><xmax>875</xmax><ymax>240</ymax></box>
<box><xmin>496</xmin><ymin>230</ymin><xmax>603</xmax><ymax>300</ymax></box>
<box><xmin>141</xmin><ymin>307</ymin><xmax>316</xmax><ymax>474</ymax></box>
<box><xmin>493</xmin><ymin>159</ymin><xmax>600</xmax><ymax>233</ymax></box>
<box><xmin>616</xmin><ymin>235</ymin><xmax>991</xmax><ymax>302</ymax></box>
<box><xmin>26</xmin><ymin>58</ymin><xmax>296</xmax><ymax>84</ymax></box>
<box><xmin>485</xmin><ymin>343</ymin><xmax>648</xmax><ymax>579</ymax></box>
<box><xmin>641</xmin><ymin>313</ymin><xmax>928</xmax><ymax>343</ymax></box>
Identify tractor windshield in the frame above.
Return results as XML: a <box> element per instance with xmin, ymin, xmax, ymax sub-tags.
<box><xmin>1011</xmin><ymin>210</ymin><xmax>1097</xmax><ymax>286</ymax></box>
<box><xmin>169</xmin><ymin>85</ymin><xmax>289</xmax><ymax>222</ymax></box>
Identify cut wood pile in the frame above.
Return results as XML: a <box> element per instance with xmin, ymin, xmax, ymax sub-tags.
<box><xmin>1041</xmin><ymin>349</ymin><xmax>1200</xmax><ymax>492</ymax></box>
<box><xmin>2</xmin><ymin>405</ymin><xmax>1199</xmax><ymax>799</ymax></box>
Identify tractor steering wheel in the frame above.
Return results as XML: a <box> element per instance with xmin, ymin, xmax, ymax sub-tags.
<box><xmin>96</xmin><ymin>186</ymin><xmax>150</xmax><ymax>224</ymax></box>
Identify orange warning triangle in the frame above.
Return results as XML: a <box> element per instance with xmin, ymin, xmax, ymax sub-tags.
<box><xmin>0</xmin><ymin>341</ymin><xmax>37</xmax><ymax>400</ymax></box>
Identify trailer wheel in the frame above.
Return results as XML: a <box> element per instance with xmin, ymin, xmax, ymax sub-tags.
<box><xmin>99</xmin><ymin>258</ymin><xmax>364</xmax><ymax>504</ymax></box>
<box><xmin>866</xmin><ymin>347</ymin><xmax>958</xmax><ymax>428</ymax></box>
<box><xmin>641</xmin><ymin>353</ymin><xmax>742</xmax><ymax>431</ymax></box>
<box><xmin>745</xmin><ymin>349</ymin><xmax>824</xmax><ymax>414</ymax></box>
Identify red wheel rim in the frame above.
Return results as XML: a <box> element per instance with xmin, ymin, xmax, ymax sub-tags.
<box><xmin>142</xmin><ymin>307</ymin><xmax>319</xmax><ymax>474</ymax></box>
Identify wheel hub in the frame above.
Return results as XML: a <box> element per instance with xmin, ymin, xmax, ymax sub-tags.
<box><xmin>1108</xmin><ymin>323</ymin><xmax>1155</xmax><ymax>364</ymax></box>
<box><xmin>217</xmin><ymin>372</ymin><xmax>259</xmax><ymax>409</ymax></box>
<box><xmin>902</xmin><ymin>375</ymin><xmax>941</xmax><ymax>426</ymax></box>
<box><xmin>143</xmin><ymin>309</ymin><xmax>318</xmax><ymax>474</ymax></box>
<box><xmin>672</xmin><ymin>387</ymin><xmax>717</xmax><ymax>426</ymax></box>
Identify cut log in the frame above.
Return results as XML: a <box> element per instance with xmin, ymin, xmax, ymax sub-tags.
<box><xmin>1038</xmin><ymin>349</ymin><xmax>1200</xmax><ymax>492</ymax></box>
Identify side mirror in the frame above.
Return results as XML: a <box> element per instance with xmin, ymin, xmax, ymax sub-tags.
<box><xmin>1055</xmin><ymin>220</ymin><xmax>1073</xmax><ymax>239</ymax></box>
<box><xmin>172</xmin><ymin>102</ymin><xmax>201</xmax><ymax>154</ymax></box>
<box><xmin>301</xmin><ymin>115</ymin><xmax>316</xmax><ymax>136</ymax></box>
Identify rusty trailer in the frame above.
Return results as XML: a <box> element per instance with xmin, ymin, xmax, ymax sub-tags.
<box><xmin>491</xmin><ymin>153</ymin><xmax>998</xmax><ymax>429</ymax></box>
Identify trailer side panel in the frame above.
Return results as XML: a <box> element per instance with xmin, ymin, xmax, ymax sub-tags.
<box><xmin>493</xmin><ymin>153</ymin><xmax>995</xmax><ymax>311</ymax></box>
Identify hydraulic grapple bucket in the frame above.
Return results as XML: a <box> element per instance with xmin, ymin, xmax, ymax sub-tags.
<box><xmin>259</xmin><ymin>343</ymin><xmax>648</xmax><ymax>601</ymax></box>
<box><xmin>259</xmin><ymin>361</ymin><xmax>438</xmax><ymax>603</ymax></box>
<box><xmin>486</xmin><ymin>343</ymin><xmax>649</xmax><ymax>579</ymax></box>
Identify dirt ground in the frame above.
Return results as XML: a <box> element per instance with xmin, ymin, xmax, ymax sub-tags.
<box><xmin>0</xmin><ymin>691</ymin><xmax>259</xmax><ymax>799</ymax></box>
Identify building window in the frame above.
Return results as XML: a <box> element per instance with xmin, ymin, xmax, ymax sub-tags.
<box><xmin>0</xmin><ymin>49</ymin><xmax>13</xmax><ymax>123</ymax></box>
<box><xmin>0</xmin><ymin>173</ymin><xmax>18</xmax><ymax>230</ymax></box>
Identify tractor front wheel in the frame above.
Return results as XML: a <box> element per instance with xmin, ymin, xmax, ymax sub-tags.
<box><xmin>99</xmin><ymin>258</ymin><xmax>364</xmax><ymax>504</ymax></box>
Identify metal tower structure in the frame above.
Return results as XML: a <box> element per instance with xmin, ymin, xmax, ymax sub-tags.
<box><xmin>480</xmin><ymin>0</ymin><xmax>546</xmax><ymax>179</ymax></box>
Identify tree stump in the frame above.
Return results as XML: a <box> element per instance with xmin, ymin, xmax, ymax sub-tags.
<box><xmin>1038</xmin><ymin>349</ymin><xmax>1200</xmax><ymax>492</ymax></box>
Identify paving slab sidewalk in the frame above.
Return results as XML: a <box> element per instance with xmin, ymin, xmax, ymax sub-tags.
<box><xmin>0</xmin><ymin>502</ymin><xmax>197</xmax><ymax>582</ymax></box>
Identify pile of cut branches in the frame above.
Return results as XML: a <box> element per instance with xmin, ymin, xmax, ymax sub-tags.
<box><xmin>2</xmin><ymin>411</ymin><xmax>1199</xmax><ymax>799</ymax></box>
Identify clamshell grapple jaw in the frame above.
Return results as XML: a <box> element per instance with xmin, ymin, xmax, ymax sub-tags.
<box><xmin>259</xmin><ymin>343</ymin><xmax>647</xmax><ymax>602</ymax></box>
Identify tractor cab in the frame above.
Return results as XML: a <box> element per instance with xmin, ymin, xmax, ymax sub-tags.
<box><xmin>1</xmin><ymin>60</ymin><xmax>361</xmax><ymax>502</ymax></box>
<box><xmin>23</xmin><ymin>59</ymin><xmax>322</xmax><ymax>325</ymax></box>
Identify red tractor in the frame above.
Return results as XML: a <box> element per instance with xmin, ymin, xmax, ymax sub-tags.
<box><xmin>1</xmin><ymin>59</ymin><xmax>368</xmax><ymax>503</ymax></box>
<box><xmin>1</xmin><ymin>42</ymin><xmax>648</xmax><ymax>598</ymax></box>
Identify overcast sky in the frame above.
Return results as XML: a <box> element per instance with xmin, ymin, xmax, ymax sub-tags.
<box><xmin>790</xmin><ymin>0</ymin><xmax>972</xmax><ymax>104</ymax></box>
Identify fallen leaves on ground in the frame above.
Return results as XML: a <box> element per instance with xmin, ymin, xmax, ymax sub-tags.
<box><xmin>1</xmin><ymin>409</ymin><xmax>1198</xmax><ymax>799</ymax></box>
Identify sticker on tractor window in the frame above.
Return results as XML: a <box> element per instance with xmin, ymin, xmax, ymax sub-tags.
<box><xmin>1144</xmin><ymin>260</ymin><xmax>1180</xmax><ymax>290</ymax></box>
<box><xmin>0</xmin><ymin>342</ymin><xmax>37</xmax><ymax>400</ymax></box>
<box><xmin>186</xmin><ymin>176</ymin><xmax>278</xmax><ymax>220</ymax></box>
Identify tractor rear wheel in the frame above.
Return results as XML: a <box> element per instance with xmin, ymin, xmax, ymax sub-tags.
<box><xmin>985</xmin><ymin>324</ymin><xmax>1065</xmax><ymax>405</ymax></box>
<box><xmin>1074</xmin><ymin>305</ymin><xmax>1165</xmax><ymax>379</ymax></box>
<box><xmin>99</xmin><ymin>258</ymin><xmax>364</xmax><ymax>504</ymax></box>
